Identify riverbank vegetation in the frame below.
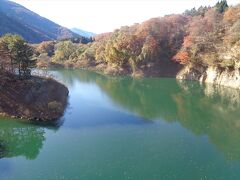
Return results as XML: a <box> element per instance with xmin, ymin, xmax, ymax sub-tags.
<box><xmin>34</xmin><ymin>0</ymin><xmax>240</xmax><ymax>77</ymax></box>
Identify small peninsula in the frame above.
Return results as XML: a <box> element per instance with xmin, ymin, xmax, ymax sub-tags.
<box><xmin>0</xmin><ymin>34</ymin><xmax>68</xmax><ymax>121</ymax></box>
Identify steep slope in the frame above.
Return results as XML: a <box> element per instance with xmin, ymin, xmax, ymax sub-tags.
<box><xmin>0</xmin><ymin>0</ymin><xmax>79</xmax><ymax>43</ymax></box>
<box><xmin>71</xmin><ymin>28</ymin><xmax>96</xmax><ymax>38</ymax></box>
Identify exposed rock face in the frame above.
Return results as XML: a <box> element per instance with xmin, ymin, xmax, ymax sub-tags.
<box><xmin>176</xmin><ymin>65</ymin><xmax>240</xmax><ymax>89</ymax></box>
<box><xmin>0</xmin><ymin>73</ymin><xmax>69</xmax><ymax>121</ymax></box>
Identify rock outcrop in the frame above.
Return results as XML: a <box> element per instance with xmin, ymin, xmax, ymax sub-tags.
<box><xmin>176</xmin><ymin>65</ymin><xmax>240</xmax><ymax>89</ymax></box>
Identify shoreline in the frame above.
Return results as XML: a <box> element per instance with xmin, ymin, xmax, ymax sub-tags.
<box><xmin>41</xmin><ymin>63</ymin><xmax>240</xmax><ymax>90</ymax></box>
<box><xmin>0</xmin><ymin>73</ymin><xmax>69</xmax><ymax>121</ymax></box>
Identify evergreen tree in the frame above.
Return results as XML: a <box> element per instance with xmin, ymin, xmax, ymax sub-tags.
<box><xmin>215</xmin><ymin>0</ymin><xmax>228</xmax><ymax>13</ymax></box>
<box><xmin>0</xmin><ymin>34</ymin><xmax>34</xmax><ymax>78</ymax></box>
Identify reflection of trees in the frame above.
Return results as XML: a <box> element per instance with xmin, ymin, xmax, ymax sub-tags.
<box><xmin>56</xmin><ymin>69</ymin><xmax>181</xmax><ymax>120</ymax></box>
<box><xmin>50</xmin><ymin>69</ymin><xmax>100</xmax><ymax>86</ymax></box>
<box><xmin>103</xmin><ymin>77</ymin><xmax>240</xmax><ymax>160</ymax></box>
<box><xmin>176</xmin><ymin>81</ymin><xmax>240</xmax><ymax>160</ymax></box>
<box><xmin>57</xmin><ymin>69</ymin><xmax>240</xmax><ymax>160</ymax></box>
<box><xmin>96</xmin><ymin>77</ymin><xmax>180</xmax><ymax>121</ymax></box>
<box><xmin>0</xmin><ymin>119</ymin><xmax>47</xmax><ymax>160</ymax></box>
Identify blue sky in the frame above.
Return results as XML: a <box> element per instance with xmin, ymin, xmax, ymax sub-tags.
<box><xmin>12</xmin><ymin>0</ymin><xmax>240</xmax><ymax>33</ymax></box>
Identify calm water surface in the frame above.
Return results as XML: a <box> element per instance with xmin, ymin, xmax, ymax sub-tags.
<box><xmin>1</xmin><ymin>69</ymin><xmax>240</xmax><ymax>180</ymax></box>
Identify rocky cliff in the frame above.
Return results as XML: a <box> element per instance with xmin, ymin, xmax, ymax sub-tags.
<box><xmin>176</xmin><ymin>65</ymin><xmax>240</xmax><ymax>89</ymax></box>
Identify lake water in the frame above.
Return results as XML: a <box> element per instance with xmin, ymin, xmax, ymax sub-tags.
<box><xmin>1</xmin><ymin>69</ymin><xmax>240</xmax><ymax>180</ymax></box>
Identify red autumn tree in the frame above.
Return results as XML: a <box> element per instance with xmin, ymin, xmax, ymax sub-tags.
<box><xmin>172</xmin><ymin>51</ymin><xmax>189</xmax><ymax>64</ymax></box>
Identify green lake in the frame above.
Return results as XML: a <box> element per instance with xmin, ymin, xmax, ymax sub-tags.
<box><xmin>1</xmin><ymin>69</ymin><xmax>240</xmax><ymax>180</ymax></box>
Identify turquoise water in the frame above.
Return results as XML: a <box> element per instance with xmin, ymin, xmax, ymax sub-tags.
<box><xmin>1</xmin><ymin>69</ymin><xmax>240</xmax><ymax>180</ymax></box>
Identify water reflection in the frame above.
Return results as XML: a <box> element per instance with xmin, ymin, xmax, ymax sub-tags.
<box><xmin>56</xmin><ymin>69</ymin><xmax>240</xmax><ymax>160</ymax></box>
<box><xmin>0</xmin><ymin>118</ymin><xmax>59</xmax><ymax>160</ymax></box>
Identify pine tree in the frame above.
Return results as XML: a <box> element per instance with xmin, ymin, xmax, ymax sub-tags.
<box><xmin>0</xmin><ymin>34</ymin><xmax>34</xmax><ymax>78</ymax></box>
<box><xmin>215</xmin><ymin>0</ymin><xmax>228</xmax><ymax>13</ymax></box>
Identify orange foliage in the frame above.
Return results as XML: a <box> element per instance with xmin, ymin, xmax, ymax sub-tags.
<box><xmin>183</xmin><ymin>35</ymin><xmax>193</xmax><ymax>48</ymax></box>
<box><xmin>94</xmin><ymin>32</ymin><xmax>112</xmax><ymax>41</ymax></box>
<box><xmin>172</xmin><ymin>51</ymin><xmax>189</xmax><ymax>64</ymax></box>
<box><xmin>224</xmin><ymin>5</ymin><xmax>240</xmax><ymax>24</ymax></box>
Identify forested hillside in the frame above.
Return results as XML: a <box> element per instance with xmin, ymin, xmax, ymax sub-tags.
<box><xmin>0</xmin><ymin>0</ymin><xmax>78</xmax><ymax>43</ymax></box>
<box><xmin>35</xmin><ymin>0</ymin><xmax>240</xmax><ymax>78</ymax></box>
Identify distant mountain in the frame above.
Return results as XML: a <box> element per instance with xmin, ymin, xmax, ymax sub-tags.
<box><xmin>71</xmin><ymin>28</ymin><xmax>96</xmax><ymax>38</ymax></box>
<box><xmin>0</xmin><ymin>0</ymin><xmax>79</xmax><ymax>43</ymax></box>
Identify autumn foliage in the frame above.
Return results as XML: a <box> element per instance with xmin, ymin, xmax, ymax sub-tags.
<box><xmin>33</xmin><ymin>0</ymin><xmax>240</xmax><ymax>73</ymax></box>
<box><xmin>172</xmin><ymin>52</ymin><xmax>189</xmax><ymax>64</ymax></box>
